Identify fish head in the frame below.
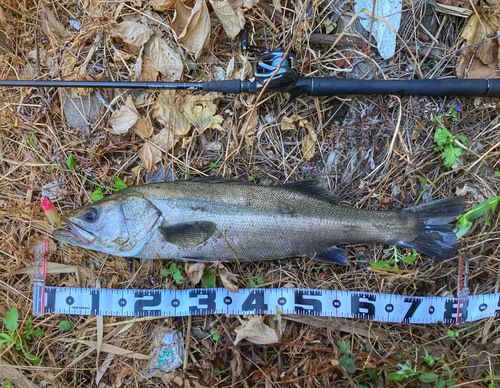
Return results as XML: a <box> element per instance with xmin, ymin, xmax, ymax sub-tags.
<box><xmin>53</xmin><ymin>191</ymin><xmax>162</xmax><ymax>256</ymax></box>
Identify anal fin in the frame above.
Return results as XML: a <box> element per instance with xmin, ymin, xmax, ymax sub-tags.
<box><xmin>313</xmin><ymin>246</ymin><xmax>349</xmax><ymax>265</ymax></box>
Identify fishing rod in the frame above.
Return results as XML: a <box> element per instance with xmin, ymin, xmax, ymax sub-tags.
<box><xmin>1</xmin><ymin>26</ymin><xmax>500</xmax><ymax>98</ymax></box>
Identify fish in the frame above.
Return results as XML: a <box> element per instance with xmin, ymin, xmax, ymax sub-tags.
<box><xmin>53</xmin><ymin>178</ymin><xmax>466</xmax><ymax>265</ymax></box>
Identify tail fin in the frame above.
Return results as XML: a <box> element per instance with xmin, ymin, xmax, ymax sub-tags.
<box><xmin>398</xmin><ymin>196</ymin><xmax>466</xmax><ymax>260</ymax></box>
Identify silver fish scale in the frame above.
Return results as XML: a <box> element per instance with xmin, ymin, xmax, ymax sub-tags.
<box><xmin>129</xmin><ymin>182</ymin><xmax>415</xmax><ymax>261</ymax></box>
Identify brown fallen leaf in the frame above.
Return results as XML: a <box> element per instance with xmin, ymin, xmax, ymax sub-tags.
<box><xmin>149</xmin><ymin>37</ymin><xmax>183</xmax><ymax>81</ymax></box>
<box><xmin>139</xmin><ymin>142</ymin><xmax>161</xmax><ymax>172</ymax></box>
<box><xmin>209</xmin><ymin>0</ymin><xmax>245</xmax><ymax>38</ymax></box>
<box><xmin>302</xmin><ymin>130</ymin><xmax>317</xmax><ymax>160</ymax></box>
<box><xmin>138</xmin><ymin>53</ymin><xmax>159</xmax><ymax>82</ymax></box>
<box><xmin>133</xmin><ymin>116</ymin><xmax>154</xmax><ymax>138</ymax></box>
<box><xmin>172</xmin><ymin>0</ymin><xmax>211</xmax><ymax>58</ymax></box>
<box><xmin>234</xmin><ymin>316</ymin><xmax>279</xmax><ymax>345</ymax></box>
<box><xmin>109</xmin><ymin>97</ymin><xmax>139</xmax><ymax>135</ymax></box>
<box><xmin>39</xmin><ymin>8</ymin><xmax>70</xmax><ymax>37</ymax></box>
<box><xmin>26</xmin><ymin>235</ymin><xmax>57</xmax><ymax>255</ymax></box>
<box><xmin>185</xmin><ymin>262</ymin><xmax>206</xmax><ymax>284</ymax></box>
<box><xmin>217</xmin><ymin>262</ymin><xmax>238</xmax><ymax>293</ymax></box>
<box><xmin>110</xmin><ymin>21</ymin><xmax>154</xmax><ymax>47</ymax></box>
<box><xmin>280</xmin><ymin>115</ymin><xmax>301</xmax><ymax>131</ymax></box>
<box><xmin>153</xmin><ymin>90</ymin><xmax>191</xmax><ymax>136</ymax></box>
<box><xmin>0</xmin><ymin>357</ymin><xmax>40</xmax><ymax>388</ymax></box>
<box><xmin>183</xmin><ymin>93</ymin><xmax>224</xmax><ymax>133</ymax></box>
<box><xmin>152</xmin><ymin>127</ymin><xmax>179</xmax><ymax>152</ymax></box>
<box><xmin>457</xmin><ymin>13</ymin><xmax>500</xmax><ymax>79</ymax></box>
<box><xmin>150</xmin><ymin>0</ymin><xmax>176</xmax><ymax>10</ymax></box>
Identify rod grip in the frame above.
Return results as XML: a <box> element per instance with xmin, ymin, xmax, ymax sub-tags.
<box><xmin>202</xmin><ymin>80</ymin><xmax>242</xmax><ymax>94</ymax></box>
<box><xmin>300</xmin><ymin>77</ymin><xmax>500</xmax><ymax>97</ymax></box>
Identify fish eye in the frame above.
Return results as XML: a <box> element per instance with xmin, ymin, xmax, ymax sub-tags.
<box><xmin>83</xmin><ymin>208</ymin><xmax>98</xmax><ymax>222</ymax></box>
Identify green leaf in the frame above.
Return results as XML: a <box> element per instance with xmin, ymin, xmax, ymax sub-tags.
<box><xmin>388</xmin><ymin>371</ymin><xmax>407</xmax><ymax>381</ymax></box>
<box><xmin>3</xmin><ymin>308</ymin><xmax>19</xmax><ymax>332</ymax></box>
<box><xmin>366</xmin><ymin>369</ymin><xmax>378</xmax><ymax>380</ymax></box>
<box><xmin>201</xmin><ymin>269</ymin><xmax>216</xmax><ymax>289</ymax></box>
<box><xmin>210</xmin><ymin>329</ymin><xmax>221</xmax><ymax>341</ymax></box>
<box><xmin>163</xmin><ymin>263</ymin><xmax>183</xmax><ymax>284</ymax></box>
<box><xmin>339</xmin><ymin>354</ymin><xmax>356</xmax><ymax>373</ymax></box>
<box><xmin>338</xmin><ymin>340</ymin><xmax>352</xmax><ymax>355</ymax></box>
<box><xmin>59</xmin><ymin>320</ymin><xmax>74</xmax><ymax>331</ymax></box>
<box><xmin>419</xmin><ymin>372</ymin><xmax>439</xmax><ymax>383</ymax></box>
<box><xmin>434</xmin><ymin>128</ymin><xmax>451</xmax><ymax>147</ymax></box>
<box><xmin>401</xmin><ymin>250</ymin><xmax>417</xmax><ymax>265</ymax></box>
<box><xmin>446</xmin><ymin>380</ymin><xmax>457</xmax><ymax>387</ymax></box>
<box><xmin>495</xmin><ymin>171</ymin><xmax>500</xmax><ymax>177</ymax></box>
<box><xmin>435</xmin><ymin>380</ymin><xmax>446</xmax><ymax>388</ymax></box>
<box><xmin>66</xmin><ymin>154</ymin><xmax>75</xmax><ymax>169</ymax></box>
<box><xmin>370</xmin><ymin>260</ymin><xmax>391</xmax><ymax>269</ymax></box>
<box><xmin>442</xmin><ymin>143</ymin><xmax>461</xmax><ymax>167</ymax></box>
<box><xmin>114</xmin><ymin>176</ymin><xmax>128</xmax><ymax>190</ymax></box>
<box><xmin>423</xmin><ymin>354</ymin><xmax>436</xmax><ymax>367</ymax></box>
<box><xmin>0</xmin><ymin>332</ymin><xmax>14</xmax><ymax>347</ymax></box>
<box><xmin>91</xmin><ymin>188</ymin><xmax>104</xmax><ymax>201</ymax></box>
<box><xmin>248</xmin><ymin>277</ymin><xmax>265</xmax><ymax>287</ymax></box>
<box><xmin>22</xmin><ymin>348</ymin><xmax>41</xmax><ymax>364</ymax></box>
<box><xmin>447</xmin><ymin>329</ymin><xmax>459</xmax><ymax>340</ymax></box>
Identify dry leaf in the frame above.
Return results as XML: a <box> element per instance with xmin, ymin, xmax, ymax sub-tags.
<box><xmin>302</xmin><ymin>130</ymin><xmax>317</xmax><ymax>160</ymax></box>
<box><xmin>134</xmin><ymin>46</ymin><xmax>144</xmax><ymax>80</ymax></box>
<box><xmin>154</xmin><ymin>90</ymin><xmax>191</xmax><ymax>136</ymax></box>
<box><xmin>183</xmin><ymin>93</ymin><xmax>224</xmax><ymax>133</ymax></box>
<box><xmin>76</xmin><ymin>340</ymin><xmax>151</xmax><ymax>359</ymax></box>
<box><xmin>281</xmin><ymin>116</ymin><xmax>298</xmax><ymax>131</ymax></box>
<box><xmin>110</xmin><ymin>21</ymin><xmax>154</xmax><ymax>47</ymax></box>
<box><xmin>149</xmin><ymin>37</ymin><xmax>183</xmax><ymax>81</ymax></box>
<box><xmin>152</xmin><ymin>127</ymin><xmax>178</xmax><ymax>151</ymax></box>
<box><xmin>185</xmin><ymin>262</ymin><xmax>205</xmax><ymax>284</ymax></box>
<box><xmin>26</xmin><ymin>235</ymin><xmax>57</xmax><ymax>255</ymax></box>
<box><xmin>151</xmin><ymin>0</ymin><xmax>177</xmax><ymax>10</ymax></box>
<box><xmin>461</xmin><ymin>14</ymin><xmax>481</xmax><ymax>45</ymax></box>
<box><xmin>172</xmin><ymin>0</ymin><xmax>211</xmax><ymax>58</ymax></box>
<box><xmin>209</xmin><ymin>0</ymin><xmax>245</xmax><ymax>38</ymax></box>
<box><xmin>457</xmin><ymin>13</ymin><xmax>500</xmax><ymax>79</ymax></box>
<box><xmin>217</xmin><ymin>262</ymin><xmax>238</xmax><ymax>293</ymax></box>
<box><xmin>139</xmin><ymin>54</ymin><xmax>159</xmax><ymax>82</ymax></box>
<box><xmin>230</xmin><ymin>349</ymin><xmax>243</xmax><ymax>385</ymax></box>
<box><xmin>61</xmin><ymin>55</ymin><xmax>77</xmax><ymax>79</ymax></box>
<box><xmin>0</xmin><ymin>357</ymin><xmax>40</xmax><ymax>388</ymax></box>
<box><xmin>109</xmin><ymin>101</ymin><xmax>138</xmax><ymax>135</ymax></box>
<box><xmin>234</xmin><ymin>316</ymin><xmax>278</xmax><ymax>345</ymax></box>
<box><xmin>39</xmin><ymin>8</ymin><xmax>70</xmax><ymax>37</ymax></box>
<box><xmin>133</xmin><ymin>117</ymin><xmax>154</xmax><ymax>138</ymax></box>
<box><xmin>139</xmin><ymin>142</ymin><xmax>161</xmax><ymax>172</ymax></box>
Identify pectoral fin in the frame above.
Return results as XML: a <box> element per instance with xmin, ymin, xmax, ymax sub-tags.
<box><xmin>313</xmin><ymin>247</ymin><xmax>349</xmax><ymax>265</ymax></box>
<box><xmin>160</xmin><ymin>221</ymin><xmax>217</xmax><ymax>248</ymax></box>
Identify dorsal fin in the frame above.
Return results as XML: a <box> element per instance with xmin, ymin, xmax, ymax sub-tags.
<box><xmin>281</xmin><ymin>180</ymin><xmax>339</xmax><ymax>204</ymax></box>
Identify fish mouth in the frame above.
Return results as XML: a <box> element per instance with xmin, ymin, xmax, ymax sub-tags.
<box><xmin>53</xmin><ymin>219</ymin><xmax>97</xmax><ymax>245</ymax></box>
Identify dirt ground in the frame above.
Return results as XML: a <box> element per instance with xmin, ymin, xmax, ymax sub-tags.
<box><xmin>1</xmin><ymin>0</ymin><xmax>500</xmax><ymax>387</ymax></box>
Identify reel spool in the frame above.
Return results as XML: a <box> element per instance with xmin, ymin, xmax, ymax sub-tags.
<box><xmin>253</xmin><ymin>51</ymin><xmax>299</xmax><ymax>92</ymax></box>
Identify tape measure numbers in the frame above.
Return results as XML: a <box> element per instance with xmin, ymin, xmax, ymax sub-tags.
<box><xmin>32</xmin><ymin>286</ymin><xmax>500</xmax><ymax>324</ymax></box>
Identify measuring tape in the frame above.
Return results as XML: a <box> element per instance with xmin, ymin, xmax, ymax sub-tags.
<box><xmin>31</xmin><ymin>285</ymin><xmax>500</xmax><ymax>324</ymax></box>
<box><xmin>31</xmin><ymin>243</ymin><xmax>498</xmax><ymax>324</ymax></box>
